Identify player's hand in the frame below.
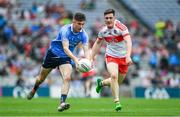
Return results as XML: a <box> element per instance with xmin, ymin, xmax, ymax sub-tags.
<box><xmin>89</xmin><ymin>55</ymin><xmax>95</xmax><ymax>64</ymax></box>
<box><xmin>89</xmin><ymin>58</ymin><xmax>93</xmax><ymax>66</ymax></box>
<box><xmin>74</xmin><ymin>58</ymin><xmax>80</xmax><ymax>69</ymax></box>
<box><xmin>126</xmin><ymin>56</ymin><xmax>133</xmax><ymax>65</ymax></box>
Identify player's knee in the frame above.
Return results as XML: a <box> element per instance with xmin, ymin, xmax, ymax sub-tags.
<box><xmin>111</xmin><ymin>74</ymin><xmax>117</xmax><ymax>80</ymax></box>
<box><xmin>64</xmin><ymin>76</ymin><xmax>71</xmax><ymax>82</ymax></box>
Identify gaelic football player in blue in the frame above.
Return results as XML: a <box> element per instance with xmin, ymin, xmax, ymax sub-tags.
<box><xmin>27</xmin><ymin>12</ymin><xmax>90</xmax><ymax>112</ymax></box>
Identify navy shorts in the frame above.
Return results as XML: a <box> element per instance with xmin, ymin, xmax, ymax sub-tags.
<box><xmin>42</xmin><ymin>49</ymin><xmax>72</xmax><ymax>68</ymax></box>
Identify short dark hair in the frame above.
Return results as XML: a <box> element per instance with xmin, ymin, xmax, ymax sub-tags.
<box><xmin>74</xmin><ymin>12</ymin><xmax>86</xmax><ymax>21</ymax></box>
<box><xmin>104</xmin><ymin>9</ymin><xmax>115</xmax><ymax>16</ymax></box>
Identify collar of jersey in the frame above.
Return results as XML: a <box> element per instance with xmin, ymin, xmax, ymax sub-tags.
<box><xmin>71</xmin><ymin>24</ymin><xmax>82</xmax><ymax>35</ymax></box>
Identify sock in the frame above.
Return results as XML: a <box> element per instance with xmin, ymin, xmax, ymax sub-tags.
<box><xmin>60</xmin><ymin>94</ymin><xmax>67</xmax><ymax>103</ymax></box>
<box><xmin>33</xmin><ymin>79</ymin><xmax>42</xmax><ymax>93</ymax></box>
<box><xmin>31</xmin><ymin>88</ymin><xmax>36</xmax><ymax>94</ymax></box>
<box><xmin>115</xmin><ymin>101</ymin><xmax>120</xmax><ymax>105</ymax></box>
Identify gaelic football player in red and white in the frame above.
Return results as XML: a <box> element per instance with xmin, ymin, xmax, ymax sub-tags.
<box><xmin>91</xmin><ymin>9</ymin><xmax>133</xmax><ymax>111</ymax></box>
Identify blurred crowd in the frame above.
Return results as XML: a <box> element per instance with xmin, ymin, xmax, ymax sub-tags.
<box><xmin>0</xmin><ymin>0</ymin><xmax>179</xmax><ymax>89</ymax></box>
<box><xmin>127</xmin><ymin>18</ymin><xmax>180</xmax><ymax>88</ymax></box>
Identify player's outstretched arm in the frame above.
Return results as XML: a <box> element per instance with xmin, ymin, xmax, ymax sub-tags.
<box><xmin>91</xmin><ymin>38</ymin><xmax>103</xmax><ymax>61</ymax></box>
<box><xmin>124</xmin><ymin>35</ymin><xmax>133</xmax><ymax>65</ymax></box>
<box><xmin>82</xmin><ymin>44</ymin><xmax>90</xmax><ymax>60</ymax></box>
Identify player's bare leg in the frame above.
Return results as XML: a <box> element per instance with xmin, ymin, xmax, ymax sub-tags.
<box><xmin>57</xmin><ymin>64</ymin><xmax>72</xmax><ymax>112</ymax></box>
<box><xmin>96</xmin><ymin>78</ymin><xmax>111</xmax><ymax>93</ymax></box>
<box><xmin>96</xmin><ymin>73</ymin><xmax>116</xmax><ymax>96</ymax></box>
<box><xmin>102</xmin><ymin>78</ymin><xmax>115</xmax><ymax>96</ymax></box>
<box><xmin>106</xmin><ymin>62</ymin><xmax>122</xmax><ymax>111</ymax></box>
<box><xmin>102</xmin><ymin>78</ymin><xmax>111</xmax><ymax>86</ymax></box>
<box><xmin>118</xmin><ymin>74</ymin><xmax>126</xmax><ymax>85</ymax></box>
<box><xmin>111</xmin><ymin>73</ymin><xmax>125</xmax><ymax>111</ymax></box>
<box><xmin>85</xmin><ymin>78</ymin><xmax>92</xmax><ymax>97</ymax></box>
<box><xmin>27</xmin><ymin>67</ymin><xmax>52</xmax><ymax>100</ymax></box>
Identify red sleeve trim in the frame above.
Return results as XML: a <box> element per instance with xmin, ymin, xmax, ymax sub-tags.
<box><xmin>123</xmin><ymin>34</ymin><xmax>130</xmax><ymax>38</ymax></box>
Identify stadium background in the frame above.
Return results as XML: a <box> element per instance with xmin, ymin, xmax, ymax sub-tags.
<box><xmin>0</xmin><ymin>0</ymin><xmax>179</xmax><ymax>100</ymax></box>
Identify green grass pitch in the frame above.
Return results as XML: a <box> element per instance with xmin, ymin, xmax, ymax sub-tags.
<box><xmin>0</xmin><ymin>97</ymin><xmax>179</xmax><ymax>116</ymax></box>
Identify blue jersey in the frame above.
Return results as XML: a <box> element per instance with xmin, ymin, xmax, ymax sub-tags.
<box><xmin>49</xmin><ymin>24</ymin><xmax>89</xmax><ymax>57</ymax></box>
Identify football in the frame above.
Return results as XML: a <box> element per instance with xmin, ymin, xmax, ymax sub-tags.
<box><xmin>77</xmin><ymin>58</ymin><xmax>91</xmax><ymax>73</ymax></box>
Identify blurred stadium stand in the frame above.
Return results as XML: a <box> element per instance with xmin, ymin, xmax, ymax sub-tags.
<box><xmin>119</xmin><ymin>0</ymin><xmax>180</xmax><ymax>30</ymax></box>
<box><xmin>0</xmin><ymin>0</ymin><xmax>179</xmax><ymax>98</ymax></box>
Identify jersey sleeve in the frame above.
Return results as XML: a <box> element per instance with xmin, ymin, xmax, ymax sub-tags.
<box><xmin>61</xmin><ymin>26</ymin><xmax>69</xmax><ymax>42</ymax></box>
<box><xmin>82</xmin><ymin>31</ymin><xmax>89</xmax><ymax>46</ymax></box>
<box><xmin>122</xmin><ymin>27</ymin><xmax>130</xmax><ymax>38</ymax></box>
<box><xmin>115</xmin><ymin>20</ymin><xmax>130</xmax><ymax>38</ymax></box>
<box><xmin>97</xmin><ymin>30</ymin><xmax>104</xmax><ymax>40</ymax></box>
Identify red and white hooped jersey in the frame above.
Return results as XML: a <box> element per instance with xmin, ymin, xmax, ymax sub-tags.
<box><xmin>98</xmin><ymin>20</ymin><xmax>130</xmax><ymax>58</ymax></box>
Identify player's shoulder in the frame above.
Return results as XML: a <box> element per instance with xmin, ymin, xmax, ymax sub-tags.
<box><xmin>114</xmin><ymin>20</ymin><xmax>127</xmax><ymax>31</ymax></box>
<box><xmin>81</xmin><ymin>28</ymin><xmax>88</xmax><ymax>36</ymax></box>
<box><xmin>98</xmin><ymin>25</ymin><xmax>107</xmax><ymax>34</ymax></box>
<box><xmin>60</xmin><ymin>24</ymin><xmax>71</xmax><ymax>32</ymax></box>
<box><xmin>81</xmin><ymin>28</ymin><xmax>87</xmax><ymax>33</ymax></box>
